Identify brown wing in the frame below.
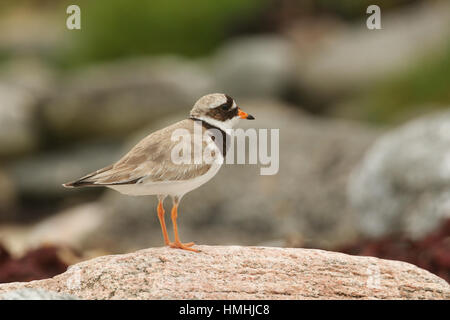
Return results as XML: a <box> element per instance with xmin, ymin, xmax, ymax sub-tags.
<box><xmin>63</xmin><ymin>119</ymin><xmax>212</xmax><ymax>187</ymax></box>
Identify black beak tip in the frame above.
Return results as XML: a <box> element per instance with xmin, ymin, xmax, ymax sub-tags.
<box><xmin>247</xmin><ymin>114</ymin><xmax>255</xmax><ymax>120</ymax></box>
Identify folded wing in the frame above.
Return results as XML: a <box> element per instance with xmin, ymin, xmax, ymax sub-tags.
<box><xmin>63</xmin><ymin>120</ymin><xmax>213</xmax><ymax>187</ymax></box>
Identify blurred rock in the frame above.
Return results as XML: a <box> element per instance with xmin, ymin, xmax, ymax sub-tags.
<box><xmin>349</xmin><ymin>110</ymin><xmax>450</xmax><ymax>239</ymax></box>
<box><xmin>75</xmin><ymin>100</ymin><xmax>378</xmax><ymax>252</ymax></box>
<box><xmin>0</xmin><ymin>225</ymin><xmax>32</xmax><ymax>257</ymax></box>
<box><xmin>0</xmin><ymin>246</ymin><xmax>448</xmax><ymax>299</ymax></box>
<box><xmin>0</xmin><ymin>83</ymin><xmax>39</xmax><ymax>158</ymax></box>
<box><xmin>0</xmin><ymin>57</ymin><xmax>55</xmax><ymax>160</ymax></box>
<box><xmin>211</xmin><ymin>36</ymin><xmax>296</xmax><ymax>100</ymax></box>
<box><xmin>0</xmin><ymin>170</ymin><xmax>17</xmax><ymax>215</ymax></box>
<box><xmin>42</xmin><ymin>57</ymin><xmax>214</xmax><ymax>142</ymax></box>
<box><xmin>0</xmin><ymin>220</ymin><xmax>108</xmax><ymax>262</ymax></box>
<box><xmin>0</xmin><ymin>58</ymin><xmax>55</xmax><ymax>97</ymax></box>
<box><xmin>25</xmin><ymin>203</ymin><xmax>106</xmax><ymax>252</ymax></box>
<box><xmin>292</xmin><ymin>1</ymin><xmax>450</xmax><ymax>97</ymax></box>
<box><xmin>0</xmin><ymin>288</ymin><xmax>78</xmax><ymax>300</ymax></box>
<box><xmin>7</xmin><ymin>142</ymin><xmax>122</xmax><ymax>199</ymax></box>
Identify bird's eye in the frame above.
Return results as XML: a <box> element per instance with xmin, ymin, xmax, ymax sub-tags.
<box><xmin>220</xmin><ymin>102</ymin><xmax>233</xmax><ymax>111</ymax></box>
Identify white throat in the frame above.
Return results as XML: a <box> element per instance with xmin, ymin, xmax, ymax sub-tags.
<box><xmin>193</xmin><ymin>115</ymin><xmax>240</xmax><ymax>132</ymax></box>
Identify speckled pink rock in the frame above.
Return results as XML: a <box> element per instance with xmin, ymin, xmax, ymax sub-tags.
<box><xmin>0</xmin><ymin>246</ymin><xmax>448</xmax><ymax>299</ymax></box>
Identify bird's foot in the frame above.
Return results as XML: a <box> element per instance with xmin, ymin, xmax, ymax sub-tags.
<box><xmin>169</xmin><ymin>241</ymin><xmax>199</xmax><ymax>252</ymax></box>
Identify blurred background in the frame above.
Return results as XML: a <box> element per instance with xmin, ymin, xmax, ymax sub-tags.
<box><xmin>0</xmin><ymin>0</ymin><xmax>449</xmax><ymax>283</ymax></box>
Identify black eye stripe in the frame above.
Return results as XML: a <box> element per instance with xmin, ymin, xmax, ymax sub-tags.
<box><xmin>217</xmin><ymin>95</ymin><xmax>233</xmax><ymax>111</ymax></box>
<box><xmin>205</xmin><ymin>95</ymin><xmax>237</xmax><ymax>121</ymax></box>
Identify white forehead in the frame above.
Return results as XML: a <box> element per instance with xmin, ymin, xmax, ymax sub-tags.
<box><xmin>195</xmin><ymin>93</ymin><xmax>229</xmax><ymax>109</ymax></box>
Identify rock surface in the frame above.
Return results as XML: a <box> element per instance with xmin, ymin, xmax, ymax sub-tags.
<box><xmin>0</xmin><ymin>246</ymin><xmax>448</xmax><ymax>300</ymax></box>
<box><xmin>0</xmin><ymin>288</ymin><xmax>77</xmax><ymax>300</ymax></box>
<box><xmin>349</xmin><ymin>110</ymin><xmax>450</xmax><ymax>239</ymax></box>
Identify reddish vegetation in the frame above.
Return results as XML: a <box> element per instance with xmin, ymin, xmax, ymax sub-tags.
<box><xmin>338</xmin><ymin>219</ymin><xmax>450</xmax><ymax>283</ymax></box>
<box><xmin>0</xmin><ymin>245</ymin><xmax>68</xmax><ymax>283</ymax></box>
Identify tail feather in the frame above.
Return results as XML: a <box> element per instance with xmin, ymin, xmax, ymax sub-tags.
<box><xmin>62</xmin><ymin>179</ymin><xmax>97</xmax><ymax>188</ymax></box>
<box><xmin>62</xmin><ymin>164</ymin><xmax>114</xmax><ymax>188</ymax></box>
<box><xmin>62</xmin><ymin>164</ymin><xmax>143</xmax><ymax>188</ymax></box>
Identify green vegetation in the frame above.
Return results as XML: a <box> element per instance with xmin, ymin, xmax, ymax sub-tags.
<box><xmin>60</xmin><ymin>0</ymin><xmax>266</xmax><ymax>68</ymax></box>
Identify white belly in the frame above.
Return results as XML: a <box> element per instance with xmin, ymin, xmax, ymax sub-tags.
<box><xmin>108</xmin><ymin>160</ymin><xmax>222</xmax><ymax>197</ymax></box>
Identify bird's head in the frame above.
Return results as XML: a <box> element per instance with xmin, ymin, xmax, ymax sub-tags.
<box><xmin>190</xmin><ymin>93</ymin><xmax>254</xmax><ymax>131</ymax></box>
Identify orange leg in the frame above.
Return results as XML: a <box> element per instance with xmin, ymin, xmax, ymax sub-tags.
<box><xmin>169</xmin><ymin>201</ymin><xmax>199</xmax><ymax>252</ymax></box>
<box><xmin>157</xmin><ymin>198</ymin><xmax>170</xmax><ymax>246</ymax></box>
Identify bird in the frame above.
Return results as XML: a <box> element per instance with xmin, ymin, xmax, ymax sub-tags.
<box><xmin>63</xmin><ymin>93</ymin><xmax>254</xmax><ymax>252</ymax></box>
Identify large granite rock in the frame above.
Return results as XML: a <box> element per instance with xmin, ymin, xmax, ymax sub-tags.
<box><xmin>0</xmin><ymin>288</ymin><xmax>77</xmax><ymax>300</ymax></box>
<box><xmin>349</xmin><ymin>110</ymin><xmax>450</xmax><ymax>239</ymax></box>
<box><xmin>0</xmin><ymin>246</ymin><xmax>448</xmax><ymax>300</ymax></box>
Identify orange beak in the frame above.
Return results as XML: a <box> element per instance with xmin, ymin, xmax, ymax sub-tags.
<box><xmin>238</xmin><ymin>108</ymin><xmax>255</xmax><ymax>120</ymax></box>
